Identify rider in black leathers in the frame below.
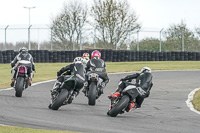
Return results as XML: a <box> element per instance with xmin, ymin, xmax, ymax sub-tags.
<box><xmin>108</xmin><ymin>67</ymin><xmax>153</xmax><ymax>112</ymax></box>
<box><xmin>10</xmin><ymin>47</ymin><xmax>35</xmax><ymax>87</ymax></box>
<box><xmin>50</xmin><ymin>57</ymin><xmax>85</xmax><ymax>105</ymax></box>
<box><xmin>82</xmin><ymin>50</ymin><xmax>109</xmax><ymax>95</ymax></box>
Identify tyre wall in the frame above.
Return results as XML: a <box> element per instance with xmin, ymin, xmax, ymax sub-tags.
<box><xmin>0</xmin><ymin>50</ymin><xmax>200</xmax><ymax>63</ymax></box>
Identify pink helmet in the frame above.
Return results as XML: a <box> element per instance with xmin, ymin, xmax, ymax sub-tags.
<box><xmin>91</xmin><ymin>50</ymin><xmax>101</xmax><ymax>59</ymax></box>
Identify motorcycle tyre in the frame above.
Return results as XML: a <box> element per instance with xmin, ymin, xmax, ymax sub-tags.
<box><xmin>15</xmin><ymin>77</ymin><xmax>24</xmax><ymax>97</ymax></box>
<box><xmin>88</xmin><ymin>82</ymin><xmax>97</xmax><ymax>106</ymax></box>
<box><xmin>108</xmin><ymin>95</ymin><xmax>130</xmax><ymax>117</ymax></box>
<box><xmin>51</xmin><ymin>89</ymin><xmax>69</xmax><ymax>110</ymax></box>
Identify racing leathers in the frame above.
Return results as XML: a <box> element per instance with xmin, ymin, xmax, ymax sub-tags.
<box><xmin>10</xmin><ymin>51</ymin><xmax>35</xmax><ymax>86</ymax></box>
<box><xmin>109</xmin><ymin>72</ymin><xmax>153</xmax><ymax>110</ymax></box>
<box><xmin>51</xmin><ymin>62</ymin><xmax>85</xmax><ymax>103</ymax></box>
<box><xmin>83</xmin><ymin>56</ymin><xmax>109</xmax><ymax>93</ymax></box>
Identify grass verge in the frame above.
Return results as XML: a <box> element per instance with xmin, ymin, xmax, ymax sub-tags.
<box><xmin>1</xmin><ymin>61</ymin><xmax>200</xmax><ymax>89</ymax></box>
<box><xmin>191</xmin><ymin>89</ymin><xmax>200</xmax><ymax>111</ymax></box>
<box><xmin>0</xmin><ymin>125</ymin><xmax>78</xmax><ymax>133</ymax></box>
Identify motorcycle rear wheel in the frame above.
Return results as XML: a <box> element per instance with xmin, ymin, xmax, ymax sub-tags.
<box><xmin>51</xmin><ymin>89</ymin><xmax>69</xmax><ymax>110</ymax></box>
<box><xmin>15</xmin><ymin>77</ymin><xmax>24</xmax><ymax>97</ymax></box>
<box><xmin>88</xmin><ymin>82</ymin><xmax>97</xmax><ymax>106</ymax></box>
<box><xmin>108</xmin><ymin>95</ymin><xmax>130</xmax><ymax>117</ymax></box>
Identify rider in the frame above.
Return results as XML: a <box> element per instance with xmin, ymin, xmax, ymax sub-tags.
<box><xmin>50</xmin><ymin>57</ymin><xmax>85</xmax><ymax>105</ymax></box>
<box><xmin>82</xmin><ymin>52</ymin><xmax>90</xmax><ymax>66</ymax></box>
<box><xmin>10</xmin><ymin>47</ymin><xmax>35</xmax><ymax>87</ymax></box>
<box><xmin>82</xmin><ymin>50</ymin><xmax>109</xmax><ymax>95</ymax></box>
<box><xmin>108</xmin><ymin>67</ymin><xmax>153</xmax><ymax>112</ymax></box>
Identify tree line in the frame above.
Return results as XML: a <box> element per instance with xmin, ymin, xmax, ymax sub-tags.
<box><xmin>1</xmin><ymin>0</ymin><xmax>200</xmax><ymax>52</ymax></box>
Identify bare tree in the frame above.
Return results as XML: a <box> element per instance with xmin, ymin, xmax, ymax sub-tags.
<box><xmin>163</xmin><ymin>21</ymin><xmax>200</xmax><ymax>51</ymax></box>
<box><xmin>195</xmin><ymin>27</ymin><xmax>200</xmax><ymax>38</ymax></box>
<box><xmin>51</xmin><ymin>1</ymin><xmax>87</xmax><ymax>50</ymax></box>
<box><xmin>91</xmin><ymin>0</ymin><xmax>141</xmax><ymax>50</ymax></box>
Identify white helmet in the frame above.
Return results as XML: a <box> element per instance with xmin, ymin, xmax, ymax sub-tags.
<box><xmin>141</xmin><ymin>67</ymin><xmax>151</xmax><ymax>73</ymax></box>
<box><xmin>82</xmin><ymin>57</ymin><xmax>89</xmax><ymax>65</ymax></box>
<box><xmin>19</xmin><ymin>47</ymin><xmax>28</xmax><ymax>53</ymax></box>
<box><xmin>73</xmin><ymin>57</ymin><xmax>83</xmax><ymax>64</ymax></box>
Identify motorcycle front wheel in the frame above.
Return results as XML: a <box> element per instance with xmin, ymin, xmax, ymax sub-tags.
<box><xmin>108</xmin><ymin>95</ymin><xmax>130</xmax><ymax>117</ymax></box>
<box><xmin>51</xmin><ymin>89</ymin><xmax>69</xmax><ymax>110</ymax></box>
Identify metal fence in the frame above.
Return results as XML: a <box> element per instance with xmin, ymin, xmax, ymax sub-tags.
<box><xmin>0</xmin><ymin>25</ymin><xmax>51</xmax><ymax>50</ymax></box>
<box><xmin>1</xmin><ymin>25</ymin><xmax>200</xmax><ymax>52</ymax></box>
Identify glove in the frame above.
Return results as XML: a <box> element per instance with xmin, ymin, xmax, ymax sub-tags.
<box><xmin>120</xmin><ymin>78</ymin><xmax>125</xmax><ymax>81</ymax></box>
<box><xmin>11</xmin><ymin>63</ymin><xmax>15</xmax><ymax>68</ymax></box>
<box><xmin>57</xmin><ymin>71</ymin><xmax>61</xmax><ymax>76</ymax></box>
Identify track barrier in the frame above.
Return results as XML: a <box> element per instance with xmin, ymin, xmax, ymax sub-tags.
<box><xmin>0</xmin><ymin>50</ymin><xmax>200</xmax><ymax>63</ymax></box>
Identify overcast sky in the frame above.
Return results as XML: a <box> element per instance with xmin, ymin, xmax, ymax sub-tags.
<box><xmin>1</xmin><ymin>0</ymin><xmax>200</xmax><ymax>30</ymax></box>
<box><xmin>1</xmin><ymin>0</ymin><xmax>200</xmax><ymax>44</ymax></box>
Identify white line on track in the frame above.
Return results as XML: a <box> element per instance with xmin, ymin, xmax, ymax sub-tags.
<box><xmin>0</xmin><ymin>79</ymin><xmax>56</xmax><ymax>127</ymax></box>
<box><xmin>0</xmin><ymin>79</ymin><xmax>56</xmax><ymax>92</ymax></box>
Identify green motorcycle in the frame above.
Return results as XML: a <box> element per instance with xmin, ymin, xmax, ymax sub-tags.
<box><xmin>50</xmin><ymin>76</ymin><xmax>78</xmax><ymax>110</ymax></box>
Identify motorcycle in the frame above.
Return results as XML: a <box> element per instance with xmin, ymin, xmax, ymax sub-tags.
<box><xmin>107</xmin><ymin>81</ymin><xmax>138</xmax><ymax>117</ymax></box>
<box><xmin>50</xmin><ymin>76</ymin><xmax>78</xmax><ymax>110</ymax></box>
<box><xmin>13</xmin><ymin>60</ymin><xmax>32</xmax><ymax>97</ymax></box>
<box><xmin>85</xmin><ymin>71</ymin><xmax>104</xmax><ymax>106</ymax></box>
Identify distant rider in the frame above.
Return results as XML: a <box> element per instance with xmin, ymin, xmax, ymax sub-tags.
<box><xmin>10</xmin><ymin>47</ymin><xmax>35</xmax><ymax>87</ymax></box>
<box><xmin>49</xmin><ymin>57</ymin><xmax>85</xmax><ymax>107</ymax></box>
<box><xmin>82</xmin><ymin>50</ymin><xmax>109</xmax><ymax>95</ymax></box>
<box><xmin>82</xmin><ymin>52</ymin><xmax>90</xmax><ymax>66</ymax></box>
<box><xmin>108</xmin><ymin>67</ymin><xmax>153</xmax><ymax>112</ymax></box>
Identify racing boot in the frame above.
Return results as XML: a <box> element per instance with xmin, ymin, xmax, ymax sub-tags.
<box><xmin>68</xmin><ymin>91</ymin><xmax>79</xmax><ymax>104</ymax></box>
<box><xmin>82</xmin><ymin>81</ymin><xmax>88</xmax><ymax>96</ymax></box>
<box><xmin>108</xmin><ymin>92</ymin><xmax>120</xmax><ymax>103</ymax></box>
<box><xmin>108</xmin><ymin>92</ymin><xmax>120</xmax><ymax>99</ymax></box>
<box><xmin>99</xmin><ymin>82</ymin><xmax>105</xmax><ymax>94</ymax></box>
<box><xmin>29</xmin><ymin>77</ymin><xmax>32</xmax><ymax>86</ymax></box>
<box><xmin>10</xmin><ymin>78</ymin><xmax>15</xmax><ymax>87</ymax></box>
<box><xmin>125</xmin><ymin>102</ymin><xmax>137</xmax><ymax>112</ymax></box>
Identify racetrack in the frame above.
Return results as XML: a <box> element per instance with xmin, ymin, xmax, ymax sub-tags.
<box><xmin>0</xmin><ymin>71</ymin><xmax>200</xmax><ymax>133</ymax></box>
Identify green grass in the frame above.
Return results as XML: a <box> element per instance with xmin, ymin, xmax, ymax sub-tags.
<box><xmin>0</xmin><ymin>61</ymin><xmax>200</xmax><ymax>132</ymax></box>
<box><xmin>1</xmin><ymin>61</ymin><xmax>200</xmax><ymax>89</ymax></box>
<box><xmin>0</xmin><ymin>125</ymin><xmax>78</xmax><ymax>133</ymax></box>
<box><xmin>106</xmin><ymin>61</ymin><xmax>200</xmax><ymax>72</ymax></box>
<box><xmin>0</xmin><ymin>61</ymin><xmax>200</xmax><ymax>89</ymax></box>
<box><xmin>192</xmin><ymin>89</ymin><xmax>200</xmax><ymax>111</ymax></box>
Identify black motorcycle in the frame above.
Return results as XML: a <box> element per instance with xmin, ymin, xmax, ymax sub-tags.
<box><xmin>84</xmin><ymin>72</ymin><xmax>104</xmax><ymax>105</ymax></box>
<box><xmin>107</xmin><ymin>81</ymin><xmax>138</xmax><ymax>117</ymax></box>
<box><xmin>13</xmin><ymin>60</ymin><xmax>32</xmax><ymax>97</ymax></box>
<box><xmin>50</xmin><ymin>76</ymin><xmax>78</xmax><ymax>110</ymax></box>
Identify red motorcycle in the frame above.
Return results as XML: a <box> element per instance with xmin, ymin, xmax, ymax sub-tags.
<box><xmin>107</xmin><ymin>81</ymin><xmax>138</xmax><ymax>117</ymax></box>
<box><xmin>13</xmin><ymin>60</ymin><xmax>32</xmax><ymax>97</ymax></box>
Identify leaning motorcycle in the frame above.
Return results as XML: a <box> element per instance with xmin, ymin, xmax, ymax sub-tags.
<box><xmin>13</xmin><ymin>60</ymin><xmax>32</xmax><ymax>97</ymax></box>
<box><xmin>50</xmin><ymin>76</ymin><xmax>78</xmax><ymax>110</ymax></box>
<box><xmin>85</xmin><ymin>71</ymin><xmax>104</xmax><ymax>106</ymax></box>
<box><xmin>107</xmin><ymin>81</ymin><xmax>138</xmax><ymax>117</ymax></box>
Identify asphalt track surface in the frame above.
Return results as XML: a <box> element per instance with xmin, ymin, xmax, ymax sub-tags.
<box><xmin>0</xmin><ymin>71</ymin><xmax>200</xmax><ymax>133</ymax></box>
